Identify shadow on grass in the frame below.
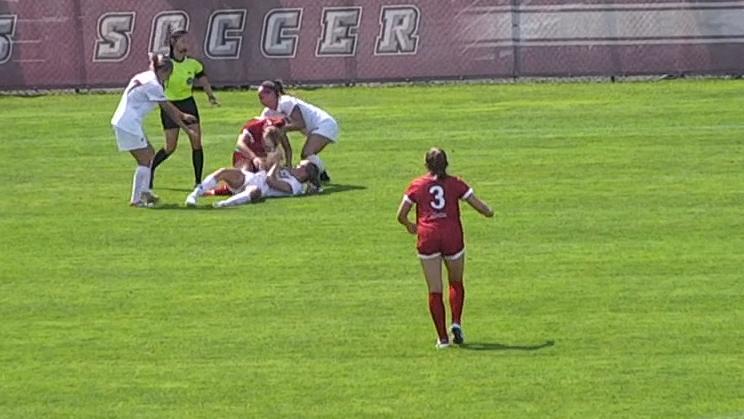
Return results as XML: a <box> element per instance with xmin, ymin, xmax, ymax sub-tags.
<box><xmin>459</xmin><ymin>340</ymin><xmax>555</xmax><ymax>351</ymax></box>
<box><xmin>158</xmin><ymin>187</ymin><xmax>193</xmax><ymax>193</ymax></box>
<box><xmin>148</xmin><ymin>183</ymin><xmax>366</xmax><ymax>210</ymax></box>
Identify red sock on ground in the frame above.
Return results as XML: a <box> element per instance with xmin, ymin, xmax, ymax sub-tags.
<box><xmin>428</xmin><ymin>292</ymin><xmax>448</xmax><ymax>342</ymax></box>
<box><xmin>449</xmin><ymin>281</ymin><xmax>465</xmax><ymax>325</ymax></box>
<box><xmin>205</xmin><ymin>184</ymin><xmax>232</xmax><ymax>196</ymax></box>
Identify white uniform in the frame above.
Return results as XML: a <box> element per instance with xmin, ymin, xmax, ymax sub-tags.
<box><xmin>263</xmin><ymin>168</ymin><xmax>305</xmax><ymax>197</ymax></box>
<box><xmin>230</xmin><ymin>169</ymin><xmax>303</xmax><ymax>198</ymax></box>
<box><xmin>111</xmin><ymin>70</ymin><xmax>167</xmax><ymax>151</ymax></box>
<box><xmin>261</xmin><ymin>95</ymin><xmax>339</xmax><ymax>142</ymax></box>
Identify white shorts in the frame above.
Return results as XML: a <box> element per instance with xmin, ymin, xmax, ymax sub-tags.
<box><xmin>309</xmin><ymin>118</ymin><xmax>339</xmax><ymax>143</ymax></box>
<box><xmin>230</xmin><ymin>170</ymin><xmax>268</xmax><ymax>194</ymax></box>
<box><xmin>113</xmin><ymin>126</ymin><xmax>149</xmax><ymax>151</ymax></box>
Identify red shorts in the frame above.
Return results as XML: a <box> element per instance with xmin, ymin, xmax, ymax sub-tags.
<box><xmin>416</xmin><ymin>226</ymin><xmax>464</xmax><ymax>260</ymax></box>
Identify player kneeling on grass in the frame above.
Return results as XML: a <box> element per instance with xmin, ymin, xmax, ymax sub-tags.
<box><xmin>185</xmin><ymin>160</ymin><xmax>321</xmax><ymax>208</ymax></box>
<box><xmin>397</xmin><ymin>148</ymin><xmax>494</xmax><ymax>349</ymax></box>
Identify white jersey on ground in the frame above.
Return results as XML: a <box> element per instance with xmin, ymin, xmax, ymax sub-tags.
<box><xmin>111</xmin><ymin>70</ymin><xmax>167</xmax><ymax>137</ymax></box>
<box><xmin>261</xmin><ymin>95</ymin><xmax>333</xmax><ymax>133</ymax></box>
<box><xmin>262</xmin><ymin>168</ymin><xmax>304</xmax><ymax>198</ymax></box>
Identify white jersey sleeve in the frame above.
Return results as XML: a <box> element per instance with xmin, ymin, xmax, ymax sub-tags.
<box><xmin>144</xmin><ymin>81</ymin><xmax>167</xmax><ymax>102</ymax></box>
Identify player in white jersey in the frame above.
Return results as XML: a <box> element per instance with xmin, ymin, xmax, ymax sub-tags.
<box><xmin>110</xmin><ymin>53</ymin><xmax>197</xmax><ymax>207</ymax></box>
<box><xmin>184</xmin><ymin>160</ymin><xmax>321</xmax><ymax>208</ymax></box>
<box><xmin>257</xmin><ymin>80</ymin><xmax>338</xmax><ymax>182</ymax></box>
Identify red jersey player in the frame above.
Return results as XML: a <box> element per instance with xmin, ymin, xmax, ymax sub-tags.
<box><xmin>397</xmin><ymin>148</ymin><xmax>494</xmax><ymax>349</ymax></box>
<box><xmin>233</xmin><ymin>116</ymin><xmax>292</xmax><ymax>171</ymax></box>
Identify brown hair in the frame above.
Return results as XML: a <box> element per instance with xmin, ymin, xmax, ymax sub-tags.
<box><xmin>425</xmin><ymin>147</ymin><xmax>449</xmax><ymax>179</ymax></box>
<box><xmin>260</xmin><ymin>80</ymin><xmax>286</xmax><ymax>96</ymax></box>
<box><xmin>263</xmin><ymin>126</ymin><xmax>281</xmax><ymax>150</ymax></box>
<box><xmin>168</xmin><ymin>29</ymin><xmax>188</xmax><ymax>59</ymax></box>
<box><xmin>303</xmin><ymin>162</ymin><xmax>321</xmax><ymax>188</ymax></box>
<box><xmin>149</xmin><ymin>53</ymin><xmax>173</xmax><ymax>73</ymax></box>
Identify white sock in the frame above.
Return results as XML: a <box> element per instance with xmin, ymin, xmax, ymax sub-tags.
<box><xmin>216</xmin><ymin>187</ymin><xmax>255</xmax><ymax>207</ymax></box>
<box><xmin>195</xmin><ymin>174</ymin><xmax>219</xmax><ymax>197</ymax></box>
<box><xmin>131</xmin><ymin>165</ymin><xmax>151</xmax><ymax>203</ymax></box>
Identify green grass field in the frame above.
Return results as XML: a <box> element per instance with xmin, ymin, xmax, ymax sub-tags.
<box><xmin>1</xmin><ymin>80</ymin><xmax>743</xmax><ymax>418</ymax></box>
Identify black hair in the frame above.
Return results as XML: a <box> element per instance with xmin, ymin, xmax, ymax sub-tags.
<box><xmin>425</xmin><ymin>148</ymin><xmax>449</xmax><ymax>179</ymax></box>
<box><xmin>168</xmin><ymin>29</ymin><xmax>188</xmax><ymax>59</ymax></box>
<box><xmin>260</xmin><ymin>80</ymin><xmax>286</xmax><ymax>96</ymax></box>
<box><xmin>305</xmin><ymin>162</ymin><xmax>321</xmax><ymax>188</ymax></box>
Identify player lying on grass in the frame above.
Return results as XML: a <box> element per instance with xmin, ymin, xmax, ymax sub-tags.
<box><xmin>204</xmin><ymin>119</ymin><xmax>291</xmax><ymax>197</ymax></box>
<box><xmin>185</xmin><ymin>160</ymin><xmax>321</xmax><ymax>208</ymax></box>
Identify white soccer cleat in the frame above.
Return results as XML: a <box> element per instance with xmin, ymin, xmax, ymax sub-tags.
<box><xmin>185</xmin><ymin>193</ymin><xmax>198</xmax><ymax>207</ymax></box>
<box><xmin>141</xmin><ymin>191</ymin><xmax>160</xmax><ymax>206</ymax></box>
<box><xmin>435</xmin><ymin>339</ymin><xmax>450</xmax><ymax>349</ymax></box>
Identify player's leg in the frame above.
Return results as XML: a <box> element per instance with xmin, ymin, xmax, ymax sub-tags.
<box><xmin>186</xmin><ymin>168</ymin><xmax>244</xmax><ymax>206</ymax></box>
<box><xmin>214</xmin><ymin>185</ymin><xmax>262</xmax><ymax>208</ymax></box>
<box><xmin>129</xmin><ymin>144</ymin><xmax>155</xmax><ymax>206</ymax></box>
<box><xmin>301</xmin><ymin>132</ymin><xmax>333</xmax><ymax>182</ymax></box>
<box><xmin>443</xmin><ymin>251</ymin><xmax>466</xmax><ymax>344</ymax></box>
<box><xmin>420</xmin><ymin>254</ymin><xmax>449</xmax><ymax>348</ymax></box>
<box><xmin>186</xmin><ymin>123</ymin><xmax>204</xmax><ymax>186</ymax></box>
<box><xmin>150</xmin><ymin>127</ymin><xmax>179</xmax><ymax>188</ymax></box>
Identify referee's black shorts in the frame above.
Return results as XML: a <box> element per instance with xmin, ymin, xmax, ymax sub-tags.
<box><xmin>160</xmin><ymin>96</ymin><xmax>200</xmax><ymax>130</ymax></box>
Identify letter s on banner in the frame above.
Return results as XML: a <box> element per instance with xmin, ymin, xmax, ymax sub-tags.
<box><xmin>204</xmin><ymin>9</ymin><xmax>246</xmax><ymax>59</ymax></box>
<box><xmin>0</xmin><ymin>15</ymin><xmax>16</xmax><ymax>64</ymax></box>
<box><xmin>261</xmin><ymin>8</ymin><xmax>302</xmax><ymax>58</ymax></box>
<box><xmin>149</xmin><ymin>11</ymin><xmax>190</xmax><ymax>55</ymax></box>
<box><xmin>93</xmin><ymin>12</ymin><xmax>136</xmax><ymax>62</ymax></box>
<box><xmin>375</xmin><ymin>6</ymin><xmax>420</xmax><ymax>55</ymax></box>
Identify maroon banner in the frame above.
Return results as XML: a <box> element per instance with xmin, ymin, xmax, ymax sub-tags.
<box><xmin>1</xmin><ymin>0</ymin><xmax>744</xmax><ymax>89</ymax></box>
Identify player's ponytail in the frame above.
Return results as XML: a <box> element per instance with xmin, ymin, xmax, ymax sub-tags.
<box><xmin>425</xmin><ymin>147</ymin><xmax>449</xmax><ymax>179</ymax></box>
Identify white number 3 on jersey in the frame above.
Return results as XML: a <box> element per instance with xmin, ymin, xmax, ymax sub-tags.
<box><xmin>429</xmin><ymin>185</ymin><xmax>446</xmax><ymax>210</ymax></box>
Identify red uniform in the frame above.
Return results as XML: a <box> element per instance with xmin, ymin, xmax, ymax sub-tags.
<box><xmin>404</xmin><ymin>174</ymin><xmax>473</xmax><ymax>258</ymax></box>
<box><xmin>232</xmin><ymin>116</ymin><xmax>286</xmax><ymax>168</ymax></box>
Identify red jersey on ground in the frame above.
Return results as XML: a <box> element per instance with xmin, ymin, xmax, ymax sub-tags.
<box><xmin>404</xmin><ymin>174</ymin><xmax>473</xmax><ymax>257</ymax></box>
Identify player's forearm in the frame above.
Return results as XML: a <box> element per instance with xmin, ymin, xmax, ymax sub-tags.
<box><xmin>162</xmin><ymin>102</ymin><xmax>191</xmax><ymax>131</ymax></box>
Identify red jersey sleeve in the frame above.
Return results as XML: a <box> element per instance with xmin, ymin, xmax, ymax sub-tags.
<box><xmin>452</xmin><ymin>177</ymin><xmax>473</xmax><ymax>200</ymax></box>
<box><xmin>404</xmin><ymin>179</ymin><xmax>422</xmax><ymax>204</ymax></box>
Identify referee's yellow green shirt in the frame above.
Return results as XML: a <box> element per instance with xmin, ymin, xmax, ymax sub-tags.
<box><xmin>164</xmin><ymin>57</ymin><xmax>204</xmax><ymax>101</ymax></box>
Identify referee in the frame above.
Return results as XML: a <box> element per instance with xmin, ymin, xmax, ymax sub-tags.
<box><xmin>150</xmin><ymin>30</ymin><xmax>219</xmax><ymax>188</ymax></box>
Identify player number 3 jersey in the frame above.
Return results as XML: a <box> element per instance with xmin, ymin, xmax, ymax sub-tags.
<box><xmin>404</xmin><ymin>174</ymin><xmax>473</xmax><ymax>230</ymax></box>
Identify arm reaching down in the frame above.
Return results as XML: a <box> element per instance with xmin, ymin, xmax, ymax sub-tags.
<box><xmin>465</xmin><ymin>193</ymin><xmax>494</xmax><ymax>217</ymax></box>
<box><xmin>396</xmin><ymin>198</ymin><xmax>417</xmax><ymax>234</ymax></box>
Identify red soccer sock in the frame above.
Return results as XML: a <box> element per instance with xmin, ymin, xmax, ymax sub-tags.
<box><xmin>449</xmin><ymin>281</ymin><xmax>465</xmax><ymax>325</ymax></box>
<box><xmin>428</xmin><ymin>292</ymin><xmax>449</xmax><ymax>342</ymax></box>
<box><xmin>205</xmin><ymin>184</ymin><xmax>232</xmax><ymax>196</ymax></box>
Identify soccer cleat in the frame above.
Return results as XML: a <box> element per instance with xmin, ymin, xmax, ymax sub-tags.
<box><xmin>451</xmin><ymin>324</ymin><xmax>465</xmax><ymax>345</ymax></box>
<box><xmin>185</xmin><ymin>193</ymin><xmax>198</xmax><ymax>207</ymax></box>
<box><xmin>129</xmin><ymin>201</ymin><xmax>148</xmax><ymax>208</ymax></box>
<box><xmin>141</xmin><ymin>191</ymin><xmax>160</xmax><ymax>206</ymax></box>
<box><xmin>212</xmin><ymin>200</ymin><xmax>227</xmax><ymax>208</ymax></box>
<box><xmin>435</xmin><ymin>339</ymin><xmax>450</xmax><ymax>349</ymax></box>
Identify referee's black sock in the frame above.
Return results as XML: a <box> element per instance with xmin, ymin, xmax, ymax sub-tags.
<box><xmin>192</xmin><ymin>148</ymin><xmax>204</xmax><ymax>185</ymax></box>
<box><xmin>149</xmin><ymin>148</ymin><xmax>171</xmax><ymax>189</ymax></box>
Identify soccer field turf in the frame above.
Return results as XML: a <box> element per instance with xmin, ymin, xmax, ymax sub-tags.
<box><xmin>1</xmin><ymin>80</ymin><xmax>743</xmax><ymax>418</ymax></box>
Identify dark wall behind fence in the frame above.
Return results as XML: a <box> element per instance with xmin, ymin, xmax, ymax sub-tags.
<box><xmin>1</xmin><ymin>0</ymin><xmax>744</xmax><ymax>89</ymax></box>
